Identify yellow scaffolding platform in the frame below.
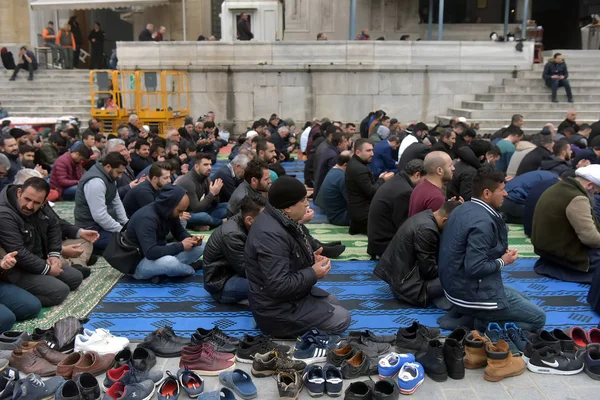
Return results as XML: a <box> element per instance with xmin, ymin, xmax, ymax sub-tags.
<box><xmin>90</xmin><ymin>70</ymin><xmax>190</xmax><ymax>136</ymax></box>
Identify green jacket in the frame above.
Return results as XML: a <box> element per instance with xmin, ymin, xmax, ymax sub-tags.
<box><xmin>531</xmin><ymin>178</ymin><xmax>600</xmax><ymax>272</ymax></box>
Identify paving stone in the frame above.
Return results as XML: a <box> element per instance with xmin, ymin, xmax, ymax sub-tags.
<box><xmin>441</xmin><ymin>388</ymin><xmax>479</xmax><ymax>400</ymax></box>
<box><xmin>507</xmin><ymin>386</ymin><xmax>547</xmax><ymax>400</ymax></box>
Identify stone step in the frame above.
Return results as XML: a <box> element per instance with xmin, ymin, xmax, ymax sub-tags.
<box><xmin>4</xmin><ymin>105</ymin><xmax>90</xmax><ymax>113</ymax></box>
<box><xmin>448</xmin><ymin>108</ymin><xmax>598</xmax><ymax>120</ymax></box>
<box><xmin>0</xmin><ymin>96</ymin><xmax>89</xmax><ymax>104</ymax></box>
<box><xmin>504</xmin><ymin>78</ymin><xmax>600</xmax><ymax>87</ymax></box>
<box><xmin>0</xmin><ymin>69</ymin><xmax>90</xmax><ymax>76</ymax></box>
<box><xmin>4</xmin><ymin>81</ymin><xmax>89</xmax><ymax>89</ymax></box>
<box><xmin>518</xmin><ymin>70</ymin><xmax>600</xmax><ymax>79</ymax></box>
<box><xmin>475</xmin><ymin>93</ymin><xmax>600</xmax><ymax>102</ymax></box>
<box><xmin>462</xmin><ymin>100</ymin><xmax>600</xmax><ymax>111</ymax></box>
<box><xmin>6</xmin><ymin>111</ymin><xmax>90</xmax><ymax>119</ymax></box>
<box><xmin>440</xmin><ymin>117</ymin><xmax>598</xmax><ymax>129</ymax></box>
<box><xmin>488</xmin><ymin>85</ymin><xmax>599</xmax><ymax>94</ymax></box>
<box><xmin>531</xmin><ymin>64</ymin><xmax>599</xmax><ymax>72</ymax></box>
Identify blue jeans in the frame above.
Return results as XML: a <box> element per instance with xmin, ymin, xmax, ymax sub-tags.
<box><xmin>90</xmin><ymin>228</ymin><xmax>114</xmax><ymax>253</ymax></box>
<box><xmin>62</xmin><ymin>185</ymin><xmax>77</xmax><ymax>201</ymax></box>
<box><xmin>0</xmin><ymin>283</ymin><xmax>41</xmax><ymax>333</ymax></box>
<box><xmin>545</xmin><ymin>78</ymin><xmax>573</xmax><ymax>100</ymax></box>
<box><xmin>219</xmin><ymin>276</ymin><xmax>249</xmax><ymax>304</ymax></box>
<box><xmin>455</xmin><ymin>286</ymin><xmax>546</xmax><ymax>332</ymax></box>
<box><xmin>133</xmin><ymin>244</ymin><xmax>204</xmax><ymax>280</ymax></box>
<box><xmin>187</xmin><ymin>203</ymin><xmax>228</xmax><ymax>228</ymax></box>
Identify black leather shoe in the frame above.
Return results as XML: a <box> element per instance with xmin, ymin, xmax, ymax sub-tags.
<box><xmin>416</xmin><ymin>339</ymin><xmax>448</xmax><ymax>382</ymax></box>
<box><xmin>144</xmin><ymin>326</ymin><xmax>190</xmax><ymax>345</ymax></box>
<box><xmin>139</xmin><ymin>328</ymin><xmax>187</xmax><ymax>358</ymax></box>
<box><xmin>373</xmin><ymin>378</ymin><xmax>399</xmax><ymax>400</ymax></box>
<box><xmin>344</xmin><ymin>380</ymin><xmax>374</xmax><ymax>400</ymax></box>
<box><xmin>395</xmin><ymin>321</ymin><xmax>440</xmax><ymax>356</ymax></box>
<box><xmin>131</xmin><ymin>347</ymin><xmax>157</xmax><ymax>371</ymax></box>
<box><xmin>341</xmin><ymin>351</ymin><xmax>377</xmax><ymax>379</ymax></box>
<box><xmin>320</xmin><ymin>244</ymin><xmax>346</xmax><ymax>259</ymax></box>
<box><xmin>196</xmin><ymin>327</ymin><xmax>240</xmax><ymax>347</ymax></box>
<box><xmin>114</xmin><ymin>348</ymin><xmax>131</xmax><ymax>368</ymax></box>
<box><xmin>190</xmin><ymin>333</ymin><xmax>237</xmax><ymax>354</ymax></box>
<box><xmin>76</xmin><ymin>372</ymin><xmax>100</xmax><ymax>400</ymax></box>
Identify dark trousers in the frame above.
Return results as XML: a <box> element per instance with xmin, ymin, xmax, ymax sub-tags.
<box><xmin>11</xmin><ymin>61</ymin><xmax>36</xmax><ymax>79</ymax></box>
<box><xmin>349</xmin><ymin>218</ymin><xmax>368</xmax><ymax>235</ymax></box>
<box><xmin>73</xmin><ymin>44</ymin><xmax>81</xmax><ymax>68</ymax></box>
<box><xmin>500</xmin><ymin>198</ymin><xmax>525</xmax><ymax>224</ymax></box>
<box><xmin>0</xmin><ymin>283</ymin><xmax>41</xmax><ymax>333</ymax></box>
<box><xmin>545</xmin><ymin>78</ymin><xmax>573</xmax><ymax>100</ymax></box>
<box><xmin>454</xmin><ymin>286</ymin><xmax>546</xmax><ymax>332</ymax></box>
<box><xmin>534</xmin><ymin>248</ymin><xmax>599</xmax><ymax>284</ymax></box>
<box><xmin>91</xmin><ymin>228</ymin><xmax>113</xmax><ymax>253</ymax></box>
<box><xmin>4</xmin><ymin>264</ymin><xmax>83</xmax><ymax>307</ymax></box>
<box><xmin>91</xmin><ymin>46</ymin><xmax>103</xmax><ymax>69</ymax></box>
<box><xmin>219</xmin><ymin>276</ymin><xmax>249</xmax><ymax>304</ymax></box>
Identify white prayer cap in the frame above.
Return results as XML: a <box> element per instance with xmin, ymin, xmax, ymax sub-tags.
<box><xmin>246</xmin><ymin>130</ymin><xmax>258</xmax><ymax>139</ymax></box>
<box><xmin>575</xmin><ymin>164</ymin><xmax>600</xmax><ymax>186</ymax></box>
<box><xmin>142</xmin><ymin>125</ymin><xmax>150</xmax><ymax>133</ymax></box>
<box><xmin>458</xmin><ymin>117</ymin><xmax>468</xmax><ymax>123</ymax></box>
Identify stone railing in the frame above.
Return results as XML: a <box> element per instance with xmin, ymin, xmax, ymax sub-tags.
<box><xmin>116</xmin><ymin>40</ymin><xmax>535</xmax><ymax>71</ymax></box>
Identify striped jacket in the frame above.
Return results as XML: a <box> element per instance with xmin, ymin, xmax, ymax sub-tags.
<box><xmin>438</xmin><ymin>198</ymin><xmax>509</xmax><ymax>310</ymax></box>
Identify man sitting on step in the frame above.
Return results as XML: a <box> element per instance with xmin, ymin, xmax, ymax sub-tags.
<box><xmin>203</xmin><ymin>195</ymin><xmax>266</xmax><ymax>304</ymax></box>
<box><xmin>542</xmin><ymin>53</ymin><xmax>574</xmax><ymax>103</ymax></box>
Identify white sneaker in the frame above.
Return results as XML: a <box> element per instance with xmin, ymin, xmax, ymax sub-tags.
<box><xmin>75</xmin><ymin>330</ymin><xmax>128</xmax><ymax>355</ymax></box>
<box><xmin>83</xmin><ymin>328</ymin><xmax>129</xmax><ymax>349</ymax></box>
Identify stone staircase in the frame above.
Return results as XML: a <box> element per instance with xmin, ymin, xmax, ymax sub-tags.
<box><xmin>0</xmin><ymin>69</ymin><xmax>91</xmax><ymax>122</ymax></box>
<box><xmin>437</xmin><ymin>50</ymin><xmax>600</xmax><ymax>137</ymax></box>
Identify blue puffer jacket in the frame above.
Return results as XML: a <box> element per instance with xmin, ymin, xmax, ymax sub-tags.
<box><xmin>439</xmin><ymin>198</ymin><xmax>509</xmax><ymax>310</ymax></box>
<box><xmin>506</xmin><ymin>170</ymin><xmax>557</xmax><ymax>204</ymax></box>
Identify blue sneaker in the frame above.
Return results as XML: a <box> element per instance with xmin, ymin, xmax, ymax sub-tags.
<box><xmin>176</xmin><ymin>367</ymin><xmax>204</xmax><ymax>398</ymax></box>
<box><xmin>302</xmin><ymin>365</ymin><xmax>325</xmax><ymax>397</ymax></box>
<box><xmin>323</xmin><ymin>364</ymin><xmax>343</xmax><ymax>397</ymax></box>
<box><xmin>157</xmin><ymin>372</ymin><xmax>179</xmax><ymax>400</ymax></box>
<box><xmin>298</xmin><ymin>328</ymin><xmax>340</xmax><ymax>349</ymax></box>
<box><xmin>485</xmin><ymin>323</ymin><xmax>520</xmax><ymax>355</ymax></box>
<box><xmin>504</xmin><ymin>323</ymin><xmax>530</xmax><ymax>353</ymax></box>
<box><xmin>13</xmin><ymin>374</ymin><xmax>64</xmax><ymax>400</ymax></box>
<box><xmin>378</xmin><ymin>352</ymin><xmax>415</xmax><ymax>378</ymax></box>
<box><xmin>293</xmin><ymin>337</ymin><xmax>329</xmax><ymax>365</ymax></box>
<box><xmin>397</xmin><ymin>362</ymin><xmax>425</xmax><ymax>395</ymax></box>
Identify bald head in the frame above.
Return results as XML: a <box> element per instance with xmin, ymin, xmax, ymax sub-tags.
<box><xmin>424</xmin><ymin>151</ymin><xmax>454</xmax><ymax>183</ymax></box>
<box><xmin>424</xmin><ymin>151</ymin><xmax>451</xmax><ymax>174</ymax></box>
<box><xmin>567</xmin><ymin>109</ymin><xmax>577</xmax><ymax>122</ymax></box>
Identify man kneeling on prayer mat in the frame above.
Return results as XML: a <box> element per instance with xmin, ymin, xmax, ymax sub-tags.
<box><xmin>531</xmin><ymin>164</ymin><xmax>600</xmax><ymax>283</ymax></box>
<box><xmin>245</xmin><ymin>176</ymin><xmax>351</xmax><ymax>338</ymax></box>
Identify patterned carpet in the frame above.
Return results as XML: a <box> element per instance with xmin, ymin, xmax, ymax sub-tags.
<box><xmin>16</xmin><ymin>158</ymin><xmax>540</xmax><ymax>332</ymax></box>
<box><xmin>86</xmin><ymin>258</ymin><xmax>597</xmax><ymax>340</ymax></box>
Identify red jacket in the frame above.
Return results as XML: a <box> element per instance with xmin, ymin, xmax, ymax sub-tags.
<box><xmin>49</xmin><ymin>152</ymin><xmax>83</xmax><ymax>194</ymax></box>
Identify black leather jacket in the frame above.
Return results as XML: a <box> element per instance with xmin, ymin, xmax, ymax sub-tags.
<box><xmin>202</xmin><ymin>214</ymin><xmax>248</xmax><ymax>300</ymax></box>
<box><xmin>374</xmin><ymin>210</ymin><xmax>440</xmax><ymax>307</ymax></box>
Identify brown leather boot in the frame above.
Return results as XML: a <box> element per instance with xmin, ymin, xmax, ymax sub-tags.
<box><xmin>483</xmin><ymin>340</ymin><xmax>526</xmax><ymax>382</ymax></box>
<box><xmin>464</xmin><ymin>331</ymin><xmax>490</xmax><ymax>369</ymax></box>
<box><xmin>9</xmin><ymin>349</ymin><xmax>57</xmax><ymax>377</ymax></box>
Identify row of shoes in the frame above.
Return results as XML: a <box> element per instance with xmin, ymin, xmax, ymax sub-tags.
<box><xmin>0</xmin><ymin>317</ymin><xmax>87</xmax><ymax>357</ymax></box>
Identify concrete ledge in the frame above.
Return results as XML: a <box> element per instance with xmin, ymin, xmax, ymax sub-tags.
<box><xmin>116</xmin><ymin>40</ymin><xmax>535</xmax><ymax>71</ymax></box>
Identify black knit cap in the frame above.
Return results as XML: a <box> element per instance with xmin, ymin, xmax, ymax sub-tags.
<box><xmin>268</xmin><ymin>176</ymin><xmax>307</xmax><ymax>209</ymax></box>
